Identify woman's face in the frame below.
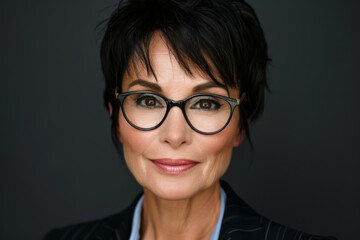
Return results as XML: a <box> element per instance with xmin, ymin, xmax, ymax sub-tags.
<box><xmin>117</xmin><ymin>35</ymin><xmax>244</xmax><ymax>200</ymax></box>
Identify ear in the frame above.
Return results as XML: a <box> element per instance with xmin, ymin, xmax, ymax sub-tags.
<box><xmin>233</xmin><ymin>128</ymin><xmax>246</xmax><ymax>147</ymax></box>
<box><xmin>233</xmin><ymin>118</ymin><xmax>251</xmax><ymax>147</ymax></box>
<box><xmin>108</xmin><ymin>102</ymin><xmax>123</xmax><ymax>143</ymax></box>
<box><xmin>108</xmin><ymin>102</ymin><xmax>113</xmax><ymax>116</ymax></box>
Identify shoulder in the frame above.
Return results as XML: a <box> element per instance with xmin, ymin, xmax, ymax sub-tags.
<box><xmin>42</xmin><ymin>211</ymin><xmax>131</xmax><ymax>240</ymax></box>
<box><xmin>43</xmin><ymin>195</ymin><xmax>140</xmax><ymax>240</ymax></box>
<box><xmin>219</xmin><ymin>180</ymin><xmax>337</xmax><ymax>240</ymax></box>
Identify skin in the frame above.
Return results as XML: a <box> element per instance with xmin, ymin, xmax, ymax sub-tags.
<box><xmin>110</xmin><ymin>34</ymin><xmax>245</xmax><ymax>240</ymax></box>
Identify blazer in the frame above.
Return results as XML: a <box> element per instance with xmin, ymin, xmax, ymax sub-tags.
<box><xmin>43</xmin><ymin>180</ymin><xmax>337</xmax><ymax>240</ymax></box>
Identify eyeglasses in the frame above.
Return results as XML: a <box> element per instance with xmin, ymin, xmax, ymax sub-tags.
<box><xmin>115</xmin><ymin>90</ymin><xmax>246</xmax><ymax>135</ymax></box>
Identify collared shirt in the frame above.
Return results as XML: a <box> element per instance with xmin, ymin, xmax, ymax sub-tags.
<box><xmin>129</xmin><ymin>187</ymin><xmax>227</xmax><ymax>240</ymax></box>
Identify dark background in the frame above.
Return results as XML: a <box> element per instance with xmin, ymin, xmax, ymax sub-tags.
<box><xmin>1</xmin><ymin>0</ymin><xmax>359</xmax><ymax>239</ymax></box>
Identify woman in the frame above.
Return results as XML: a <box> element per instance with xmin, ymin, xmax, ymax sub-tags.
<box><xmin>44</xmin><ymin>0</ymin><xmax>336</xmax><ymax>239</ymax></box>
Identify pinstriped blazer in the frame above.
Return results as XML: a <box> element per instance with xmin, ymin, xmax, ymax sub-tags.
<box><xmin>43</xmin><ymin>181</ymin><xmax>337</xmax><ymax>240</ymax></box>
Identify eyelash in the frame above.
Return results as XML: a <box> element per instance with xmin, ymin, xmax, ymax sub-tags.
<box><xmin>135</xmin><ymin>95</ymin><xmax>164</xmax><ymax>108</ymax></box>
<box><xmin>190</xmin><ymin>98</ymin><xmax>222</xmax><ymax>111</ymax></box>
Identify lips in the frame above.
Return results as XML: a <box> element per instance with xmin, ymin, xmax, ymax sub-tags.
<box><xmin>150</xmin><ymin>159</ymin><xmax>198</xmax><ymax>175</ymax></box>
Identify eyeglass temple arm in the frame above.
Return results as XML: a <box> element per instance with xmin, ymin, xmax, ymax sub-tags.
<box><xmin>114</xmin><ymin>86</ymin><xmax>119</xmax><ymax>99</ymax></box>
<box><xmin>237</xmin><ymin>92</ymin><xmax>247</xmax><ymax>105</ymax></box>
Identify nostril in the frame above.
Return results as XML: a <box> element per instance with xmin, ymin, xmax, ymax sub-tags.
<box><xmin>164</xmin><ymin>139</ymin><xmax>186</xmax><ymax>144</ymax></box>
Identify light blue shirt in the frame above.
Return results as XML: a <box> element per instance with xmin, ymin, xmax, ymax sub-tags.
<box><xmin>129</xmin><ymin>187</ymin><xmax>227</xmax><ymax>240</ymax></box>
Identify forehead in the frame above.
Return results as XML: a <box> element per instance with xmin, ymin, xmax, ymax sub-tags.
<box><xmin>142</xmin><ymin>35</ymin><xmax>186</xmax><ymax>78</ymax></box>
<box><xmin>122</xmin><ymin>34</ymin><xmax>226</xmax><ymax>90</ymax></box>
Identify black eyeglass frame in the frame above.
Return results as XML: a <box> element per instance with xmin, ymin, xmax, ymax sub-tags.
<box><xmin>115</xmin><ymin>90</ymin><xmax>246</xmax><ymax>135</ymax></box>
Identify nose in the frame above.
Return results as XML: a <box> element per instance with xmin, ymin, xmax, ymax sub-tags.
<box><xmin>158</xmin><ymin>106</ymin><xmax>192</xmax><ymax>148</ymax></box>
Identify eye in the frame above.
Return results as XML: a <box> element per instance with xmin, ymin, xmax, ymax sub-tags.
<box><xmin>198</xmin><ymin>99</ymin><xmax>213</xmax><ymax>109</ymax></box>
<box><xmin>135</xmin><ymin>94</ymin><xmax>164</xmax><ymax>109</ymax></box>
<box><xmin>190</xmin><ymin>97</ymin><xmax>222</xmax><ymax>111</ymax></box>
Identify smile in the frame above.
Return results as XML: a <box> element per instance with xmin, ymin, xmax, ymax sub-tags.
<box><xmin>150</xmin><ymin>159</ymin><xmax>198</xmax><ymax>175</ymax></box>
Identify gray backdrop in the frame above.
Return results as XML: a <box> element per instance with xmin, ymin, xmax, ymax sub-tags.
<box><xmin>1</xmin><ymin>0</ymin><xmax>359</xmax><ymax>239</ymax></box>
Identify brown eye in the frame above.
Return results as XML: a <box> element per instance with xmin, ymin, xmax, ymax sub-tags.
<box><xmin>135</xmin><ymin>94</ymin><xmax>164</xmax><ymax>109</ymax></box>
<box><xmin>189</xmin><ymin>97</ymin><xmax>222</xmax><ymax>111</ymax></box>
<box><xmin>145</xmin><ymin>98</ymin><xmax>156</xmax><ymax>106</ymax></box>
<box><xmin>199</xmin><ymin>100</ymin><xmax>212</xmax><ymax>109</ymax></box>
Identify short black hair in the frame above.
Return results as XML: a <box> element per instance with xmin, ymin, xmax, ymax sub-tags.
<box><xmin>100</xmin><ymin>0</ymin><xmax>270</xmax><ymax>148</ymax></box>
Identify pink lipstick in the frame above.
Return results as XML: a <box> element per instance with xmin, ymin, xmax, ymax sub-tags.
<box><xmin>150</xmin><ymin>159</ymin><xmax>198</xmax><ymax>175</ymax></box>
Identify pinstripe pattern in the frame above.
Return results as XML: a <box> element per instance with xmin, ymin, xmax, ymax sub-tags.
<box><xmin>218</xmin><ymin>181</ymin><xmax>337</xmax><ymax>240</ymax></box>
<box><xmin>43</xmin><ymin>193</ymin><xmax>141</xmax><ymax>240</ymax></box>
<box><xmin>43</xmin><ymin>181</ymin><xmax>337</xmax><ymax>240</ymax></box>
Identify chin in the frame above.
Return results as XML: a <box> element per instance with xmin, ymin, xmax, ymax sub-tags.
<box><xmin>140</xmin><ymin>172</ymin><xmax>218</xmax><ymax>201</ymax></box>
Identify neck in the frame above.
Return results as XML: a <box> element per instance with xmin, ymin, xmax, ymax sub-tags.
<box><xmin>140</xmin><ymin>181</ymin><xmax>221</xmax><ymax>240</ymax></box>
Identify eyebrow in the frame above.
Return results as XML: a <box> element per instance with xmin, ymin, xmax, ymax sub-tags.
<box><xmin>127</xmin><ymin>79</ymin><xmax>162</xmax><ymax>92</ymax></box>
<box><xmin>127</xmin><ymin>79</ymin><xmax>227</xmax><ymax>93</ymax></box>
<box><xmin>192</xmin><ymin>82</ymin><xmax>227</xmax><ymax>93</ymax></box>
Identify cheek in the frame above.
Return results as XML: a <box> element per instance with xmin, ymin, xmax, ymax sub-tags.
<box><xmin>117</xmin><ymin>108</ymin><xmax>155</xmax><ymax>152</ymax></box>
<box><xmin>117</xmin><ymin>114</ymin><xmax>154</xmax><ymax>181</ymax></box>
<box><xmin>199</xmin><ymin>112</ymin><xmax>241</xmax><ymax>155</ymax></box>
<box><xmin>196</xmin><ymin>118</ymin><xmax>240</xmax><ymax>181</ymax></box>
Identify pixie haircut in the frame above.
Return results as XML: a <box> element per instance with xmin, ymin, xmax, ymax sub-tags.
<box><xmin>101</xmin><ymin>0</ymin><xmax>270</xmax><ymax>147</ymax></box>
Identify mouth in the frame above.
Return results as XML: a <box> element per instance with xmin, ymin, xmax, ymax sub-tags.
<box><xmin>150</xmin><ymin>159</ymin><xmax>198</xmax><ymax>175</ymax></box>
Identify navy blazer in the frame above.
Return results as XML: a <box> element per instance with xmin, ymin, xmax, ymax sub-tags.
<box><xmin>43</xmin><ymin>181</ymin><xmax>337</xmax><ymax>240</ymax></box>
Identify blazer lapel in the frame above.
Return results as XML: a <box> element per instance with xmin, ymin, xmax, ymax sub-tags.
<box><xmin>219</xmin><ymin>180</ymin><xmax>264</xmax><ymax>240</ymax></box>
<box><xmin>95</xmin><ymin>193</ymin><xmax>141</xmax><ymax>240</ymax></box>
